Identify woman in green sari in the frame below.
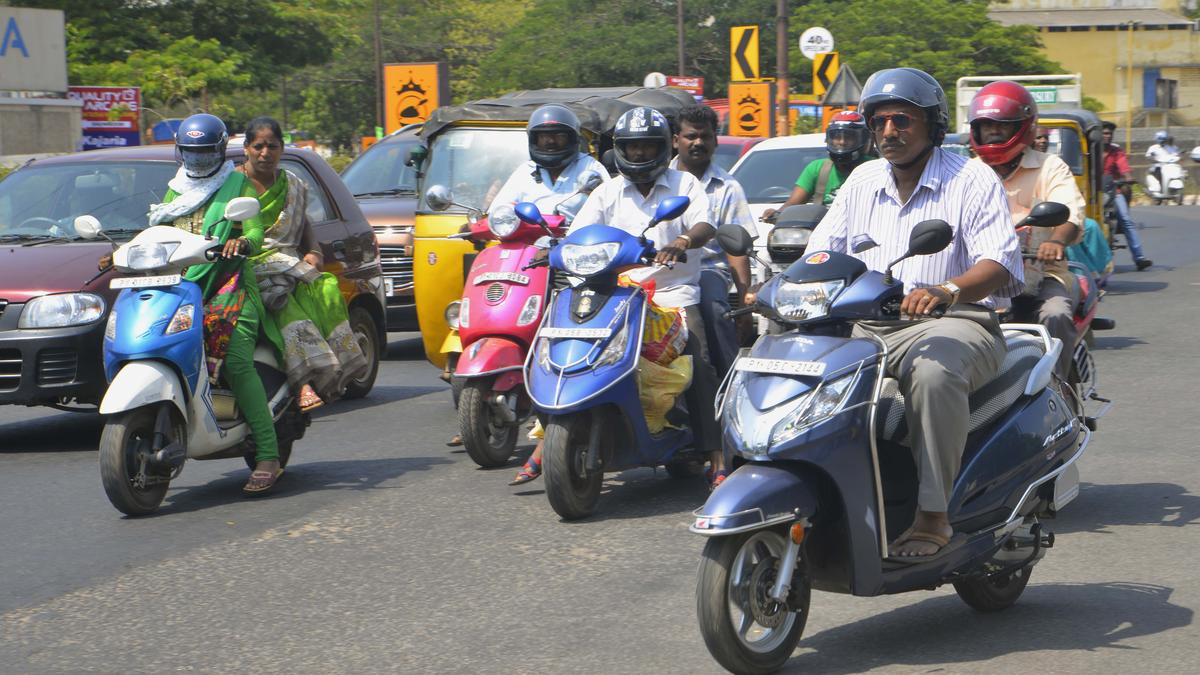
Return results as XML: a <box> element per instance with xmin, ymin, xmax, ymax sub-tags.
<box><xmin>239</xmin><ymin>117</ymin><xmax>367</xmax><ymax>411</ymax></box>
<box><xmin>147</xmin><ymin>113</ymin><xmax>287</xmax><ymax>495</ymax></box>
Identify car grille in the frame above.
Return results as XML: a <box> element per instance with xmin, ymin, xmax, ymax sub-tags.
<box><xmin>37</xmin><ymin>348</ymin><xmax>78</xmax><ymax>386</ymax></box>
<box><xmin>0</xmin><ymin>348</ymin><xmax>20</xmax><ymax>392</ymax></box>
<box><xmin>485</xmin><ymin>283</ymin><xmax>505</xmax><ymax>303</ymax></box>
<box><xmin>379</xmin><ymin>246</ymin><xmax>414</xmax><ymax>293</ymax></box>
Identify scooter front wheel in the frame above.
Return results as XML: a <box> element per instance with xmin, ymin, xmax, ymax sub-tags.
<box><xmin>99</xmin><ymin>407</ymin><xmax>179</xmax><ymax>516</ymax></box>
<box><xmin>543</xmin><ymin>414</ymin><xmax>602</xmax><ymax>520</ymax></box>
<box><xmin>697</xmin><ymin>528</ymin><xmax>808</xmax><ymax>675</ymax></box>
<box><xmin>459</xmin><ymin>379</ymin><xmax>518</xmax><ymax>468</ymax></box>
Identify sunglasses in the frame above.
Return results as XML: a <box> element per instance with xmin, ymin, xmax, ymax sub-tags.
<box><xmin>868</xmin><ymin>112</ymin><xmax>914</xmax><ymax>132</ymax></box>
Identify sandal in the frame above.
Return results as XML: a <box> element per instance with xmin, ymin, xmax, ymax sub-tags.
<box><xmin>708</xmin><ymin>469</ymin><xmax>728</xmax><ymax>492</ymax></box>
<box><xmin>298</xmin><ymin>386</ymin><xmax>324</xmax><ymax>412</ymax></box>
<box><xmin>243</xmin><ymin>468</ymin><xmax>284</xmax><ymax>496</ymax></box>
<box><xmin>446</xmin><ymin>435</ymin><xmax>463</xmax><ymax>447</ymax></box>
<box><xmin>509</xmin><ymin>457</ymin><xmax>542</xmax><ymax>486</ymax></box>
<box><xmin>888</xmin><ymin>530</ymin><xmax>951</xmax><ymax>558</ymax></box>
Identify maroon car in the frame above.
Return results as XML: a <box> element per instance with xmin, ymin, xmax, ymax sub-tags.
<box><xmin>0</xmin><ymin>145</ymin><xmax>386</xmax><ymax>408</ymax></box>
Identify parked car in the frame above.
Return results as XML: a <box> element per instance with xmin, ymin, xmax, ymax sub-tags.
<box><xmin>713</xmin><ymin>135</ymin><xmax>764</xmax><ymax>173</ymax></box>
<box><xmin>0</xmin><ymin>144</ymin><xmax>386</xmax><ymax>409</ymax></box>
<box><xmin>340</xmin><ymin>125</ymin><xmax>422</xmax><ymax>332</ymax></box>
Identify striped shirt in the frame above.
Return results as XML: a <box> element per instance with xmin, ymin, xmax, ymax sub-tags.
<box><xmin>806</xmin><ymin>147</ymin><xmax>1023</xmax><ymax>309</ymax></box>
<box><xmin>669</xmin><ymin>157</ymin><xmax>754</xmax><ymax>268</ymax></box>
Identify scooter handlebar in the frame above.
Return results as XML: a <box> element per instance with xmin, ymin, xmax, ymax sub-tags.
<box><xmin>723</xmin><ymin>305</ymin><xmax>755</xmax><ymax>320</ymax></box>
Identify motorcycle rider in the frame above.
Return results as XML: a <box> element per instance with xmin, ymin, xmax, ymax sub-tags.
<box><xmin>968</xmin><ymin>81</ymin><xmax>1085</xmax><ymax>380</ymax></box>
<box><xmin>761</xmin><ymin>110</ymin><xmax>873</xmax><ymax>220</ymax></box>
<box><xmin>570</xmin><ymin>106</ymin><xmax>726</xmax><ymax>488</ymax></box>
<box><xmin>1101</xmin><ymin>121</ymin><xmax>1152</xmax><ymax>270</ymax></box>
<box><xmin>1145</xmin><ymin>130</ymin><xmax>1182</xmax><ymax>190</ymax></box>
<box><xmin>669</xmin><ymin>104</ymin><xmax>755</xmax><ymax>375</ymax></box>
<box><xmin>805</xmin><ymin>68</ymin><xmax>1023</xmax><ymax>558</ymax></box>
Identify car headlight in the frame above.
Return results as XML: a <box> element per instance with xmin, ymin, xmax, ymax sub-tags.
<box><xmin>774</xmin><ymin>279</ymin><xmax>844</xmax><ymax>322</ymax></box>
<box><xmin>445</xmin><ymin>300</ymin><xmax>462</xmax><ymax>330</ymax></box>
<box><xmin>516</xmin><ymin>295</ymin><xmax>541</xmax><ymax>326</ymax></box>
<box><xmin>19</xmin><ymin>293</ymin><xmax>106</xmax><ymax>328</ymax></box>
<box><xmin>487</xmin><ymin>205</ymin><xmax>521</xmax><ymax>239</ymax></box>
<box><xmin>728</xmin><ymin>370</ymin><xmax>858</xmax><ymax>455</ymax></box>
<box><xmin>126</xmin><ymin>242</ymin><xmax>180</xmax><ymax>271</ymax></box>
<box><xmin>594</xmin><ymin>322</ymin><xmax>629</xmax><ymax>367</ymax></box>
<box><xmin>164</xmin><ymin>304</ymin><xmax>195</xmax><ymax>336</ymax></box>
<box><xmin>560</xmin><ymin>242</ymin><xmax>619</xmax><ymax>276</ymax></box>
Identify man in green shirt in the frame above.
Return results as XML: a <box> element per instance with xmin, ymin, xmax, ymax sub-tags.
<box><xmin>762</xmin><ymin>111</ymin><xmax>873</xmax><ymax>220</ymax></box>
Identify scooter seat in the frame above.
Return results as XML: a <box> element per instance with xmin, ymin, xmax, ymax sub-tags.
<box><xmin>876</xmin><ymin>332</ymin><xmax>1045</xmax><ymax>445</ymax></box>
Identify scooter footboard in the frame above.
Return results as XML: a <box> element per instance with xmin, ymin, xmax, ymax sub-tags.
<box><xmin>690</xmin><ymin>463</ymin><xmax>819</xmax><ymax>536</ymax></box>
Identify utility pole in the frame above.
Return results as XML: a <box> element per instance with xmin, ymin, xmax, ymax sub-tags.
<box><xmin>281</xmin><ymin>76</ymin><xmax>288</xmax><ymax>130</ymax></box>
<box><xmin>775</xmin><ymin>0</ymin><xmax>788</xmax><ymax>137</ymax></box>
<box><xmin>1125</xmin><ymin>20</ymin><xmax>1137</xmax><ymax>153</ymax></box>
<box><xmin>677</xmin><ymin>1</ymin><xmax>685</xmax><ymax>75</ymax></box>
<box><xmin>374</xmin><ymin>0</ymin><xmax>384</xmax><ymax>133</ymax></box>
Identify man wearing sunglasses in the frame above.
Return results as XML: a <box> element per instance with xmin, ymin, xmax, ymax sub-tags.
<box><xmin>968</xmin><ymin>80</ymin><xmax>1085</xmax><ymax>381</ymax></box>
<box><xmin>806</xmin><ymin>68</ymin><xmax>1023</xmax><ymax>559</ymax></box>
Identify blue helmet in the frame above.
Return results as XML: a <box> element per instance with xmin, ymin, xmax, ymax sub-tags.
<box><xmin>175</xmin><ymin>113</ymin><xmax>229</xmax><ymax>178</ymax></box>
<box><xmin>860</xmin><ymin>67</ymin><xmax>949</xmax><ymax>146</ymax></box>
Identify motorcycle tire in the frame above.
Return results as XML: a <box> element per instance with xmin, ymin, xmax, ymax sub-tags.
<box><xmin>543</xmin><ymin>413</ymin><xmax>602</xmax><ymax>520</ymax></box>
<box><xmin>343</xmin><ymin>307</ymin><xmax>380</xmax><ymax>400</ymax></box>
<box><xmin>459</xmin><ymin>379</ymin><xmax>517</xmax><ymax>468</ymax></box>
<box><xmin>697</xmin><ymin>528</ymin><xmax>809</xmax><ymax>675</ymax></box>
<box><xmin>665</xmin><ymin>459</ymin><xmax>705</xmax><ymax>479</ymax></box>
<box><xmin>99</xmin><ymin>406</ymin><xmax>180</xmax><ymax>516</ymax></box>
<box><xmin>952</xmin><ymin>564</ymin><xmax>1033</xmax><ymax>612</ymax></box>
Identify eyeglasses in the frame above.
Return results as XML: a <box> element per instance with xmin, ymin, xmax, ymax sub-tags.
<box><xmin>868</xmin><ymin>112</ymin><xmax>914</xmax><ymax>132</ymax></box>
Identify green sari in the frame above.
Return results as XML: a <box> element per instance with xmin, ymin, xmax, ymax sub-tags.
<box><xmin>249</xmin><ymin>170</ymin><xmax>366</xmax><ymax>399</ymax></box>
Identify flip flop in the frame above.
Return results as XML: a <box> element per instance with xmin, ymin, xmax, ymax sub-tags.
<box><xmin>888</xmin><ymin>530</ymin><xmax>950</xmax><ymax>558</ymax></box>
<box><xmin>298</xmin><ymin>387</ymin><xmax>324</xmax><ymax>412</ymax></box>
<box><xmin>446</xmin><ymin>435</ymin><xmax>463</xmax><ymax>447</ymax></box>
<box><xmin>243</xmin><ymin>468</ymin><xmax>284</xmax><ymax>496</ymax></box>
<box><xmin>509</xmin><ymin>458</ymin><xmax>542</xmax><ymax>486</ymax></box>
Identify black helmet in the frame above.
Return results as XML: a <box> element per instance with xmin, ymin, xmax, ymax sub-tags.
<box><xmin>175</xmin><ymin>113</ymin><xmax>229</xmax><ymax>178</ymax></box>
<box><xmin>527</xmin><ymin>104</ymin><xmax>581</xmax><ymax>170</ymax></box>
<box><xmin>612</xmin><ymin>107</ymin><xmax>671</xmax><ymax>184</ymax></box>
<box><xmin>860</xmin><ymin>68</ymin><xmax>949</xmax><ymax>146</ymax></box>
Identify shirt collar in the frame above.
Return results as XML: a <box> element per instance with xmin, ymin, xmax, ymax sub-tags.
<box><xmin>878</xmin><ymin>146</ymin><xmax>946</xmax><ymax>201</ymax></box>
<box><xmin>669</xmin><ymin>157</ymin><xmax>727</xmax><ymax>190</ymax></box>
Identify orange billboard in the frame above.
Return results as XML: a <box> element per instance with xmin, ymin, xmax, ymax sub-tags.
<box><xmin>727</xmin><ymin>82</ymin><xmax>773</xmax><ymax>138</ymax></box>
<box><xmin>383</xmin><ymin>62</ymin><xmax>448</xmax><ymax>134</ymax></box>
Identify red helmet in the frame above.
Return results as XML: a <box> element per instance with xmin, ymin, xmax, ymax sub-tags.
<box><xmin>825</xmin><ymin>111</ymin><xmax>871</xmax><ymax>164</ymax></box>
<box><xmin>968</xmin><ymin>81</ymin><xmax>1038</xmax><ymax>166</ymax></box>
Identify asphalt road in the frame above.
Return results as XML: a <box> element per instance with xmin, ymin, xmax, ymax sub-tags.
<box><xmin>2</xmin><ymin>206</ymin><xmax>1199</xmax><ymax>674</ymax></box>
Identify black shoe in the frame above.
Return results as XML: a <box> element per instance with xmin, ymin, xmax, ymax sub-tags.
<box><xmin>1135</xmin><ymin>258</ymin><xmax>1153</xmax><ymax>271</ymax></box>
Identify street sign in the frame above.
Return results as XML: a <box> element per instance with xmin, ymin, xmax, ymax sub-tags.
<box><xmin>799</xmin><ymin>27</ymin><xmax>834</xmax><ymax>60</ymax></box>
<box><xmin>644</xmin><ymin>71</ymin><xmax>667</xmax><ymax>88</ymax></box>
<box><xmin>666</xmin><ymin>75</ymin><xmax>704</xmax><ymax>101</ymax></box>
<box><xmin>728</xmin><ymin>82</ymin><xmax>773</xmax><ymax>137</ymax></box>
<box><xmin>383</xmin><ymin>62</ymin><xmax>449</xmax><ymax>133</ymax></box>
<box><xmin>730</xmin><ymin>25</ymin><xmax>760</xmax><ymax>82</ymax></box>
<box><xmin>820</xmin><ymin>64</ymin><xmax>862</xmax><ymax>107</ymax></box>
<box><xmin>812</xmin><ymin>52</ymin><xmax>839</xmax><ymax>98</ymax></box>
<box><xmin>1028</xmin><ymin>87</ymin><xmax>1058</xmax><ymax>104</ymax></box>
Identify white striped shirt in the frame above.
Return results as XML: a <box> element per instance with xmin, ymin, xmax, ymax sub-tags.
<box><xmin>806</xmin><ymin>147</ymin><xmax>1023</xmax><ymax>310</ymax></box>
<box><xmin>669</xmin><ymin>157</ymin><xmax>754</xmax><ymax>268</ymax></box>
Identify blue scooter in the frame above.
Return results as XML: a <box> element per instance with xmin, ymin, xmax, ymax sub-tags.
<box><xmin>692</xmin><ymin>203</ymin><xmax>1091</xmax><ymax>674</ymax></box>
<box><xmin>516</xmin><ymin>197</ymin><xmax>707</xmax><ymax>520</ymax></box>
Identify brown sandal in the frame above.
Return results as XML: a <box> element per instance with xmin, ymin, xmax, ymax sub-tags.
<box><xmin>298</xmin><ymin>386</ymin><xmax>324</xmax><ymax>412</ymax></box>
<box><xmin>243</xmin><ymin>468</ymin><xmax>284</xmax><ymax>495</ymax></box>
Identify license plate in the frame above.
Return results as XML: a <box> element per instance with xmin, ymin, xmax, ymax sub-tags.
<box><xmin>111</xmin><ymin>274</ymin><xmax>181</xmax><ymax>289</ymax></box>
<box><xmin>735</xmin><ymin>357</ymin><xmax>826</xmax><ymax>377</ymax></box>
<box><xmin>384</xmin><ymin>277</ymin><xmax>394</xmax><ymax>296</ymax></box>
<box><xmin>540</xmin><ymin>327</ymin><xmax>611</xmax><ymax>339</ymax></box>
<box><xmin>474</xmin><ymin>272</ymin><xmax>529</xmax><ymax>285</ymax></box>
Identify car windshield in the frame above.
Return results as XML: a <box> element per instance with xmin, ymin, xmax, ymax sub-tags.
<box><xmin>418</xmin><ymin>127</ymin><xmax>529</xmax><ymax>213</ymax></box>
<box><xmin>732</xmin><ymin>147</ymin><xmax>828</xmax><ymax>203</ymax></box>
<box><xmin>0</xmin><ymin>161</ymin><xmax>177</xmax><ymax>239</ymax></box>
<box><xmin>713</xmin><ymin>144</ymin><xmax>745</xmax><ymax>173</ymax></box>
<box><xmin>342</xmin><ymin>136</ymin><xmax>420</xmax><ymax>196</ymax></box>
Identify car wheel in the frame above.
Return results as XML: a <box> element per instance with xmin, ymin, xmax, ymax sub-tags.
<box><xmin>343</xmin><ymin>307</ymin><xmax>379</xmax><ymax>399</ymax></box>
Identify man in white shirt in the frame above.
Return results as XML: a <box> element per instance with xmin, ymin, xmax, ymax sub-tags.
<box><xmin>806</xmin><ymin>68</ymin><xmax>1023</xmax><ymax>558</ymax></box>
<box><xmin>571</xmin><ymin>106</ymin><xmax>726</xmax><ymax>487</ymax></box>
<box><xmin>669</xmin><ymin>104</ymin><xmax>755</xmax><ymax>375</ymax></box>
<box><xmin>1145</xmin><ymin>130</ymin><xmax>1181</xmax><ymax>192</ymax></box>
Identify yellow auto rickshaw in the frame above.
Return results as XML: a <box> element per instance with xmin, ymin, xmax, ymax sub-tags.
<box><xmin>1036</xmin><ymin>108</ymin><xmax>1105</xmax><ymax>233</ymax></box>
<box><xmin>409</xmin><ymin>86</ymin><xmax>697</xmax><ymax>368</ymax></box>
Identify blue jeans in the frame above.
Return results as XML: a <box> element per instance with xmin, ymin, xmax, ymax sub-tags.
<box><xmin>698</xmin><ymin>267</ymin><xmax>738</xmax><ymax>378</ymax></box>
<box><xmin>1111</xmin><ymin>192</ymin><xmax>1147</xmax><ymax>261</ymax></box>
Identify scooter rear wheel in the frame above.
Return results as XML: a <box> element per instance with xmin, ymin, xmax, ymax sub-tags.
<box><xmin>459</xmin><ymin>379</ymin><xmax>517</xmax><ymax>468</ymax></box>
<box><xmin>543</xmin><ymin>414</ymin><xmax>602</xmax><ymax>520</ymax></box>
<box><xmin>953</xmin><ymin>564</ymin><xmax>1033</xmax><ymax>612</ymax></box>
<box><xmin>99</xmin><ymin>407</ymin><xmax>177</xmax><ymax>516</ymax></box>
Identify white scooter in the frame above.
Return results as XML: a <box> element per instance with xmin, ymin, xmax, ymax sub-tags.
<box><xmin>76</xmin><ymin>197</ymin><xmax>307</xmax><ymax>516</ymax></box>
<box><xmin>1146</xmin><ymin>156</ymin><xmax>1186</xmax><ymax>206</ymax></box>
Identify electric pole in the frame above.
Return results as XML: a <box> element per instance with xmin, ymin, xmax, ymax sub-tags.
<box><xmin>776</xmin><ymin>0</ymin><xmax>789</xmax><ymax>136</ymax></box>
<box><xmin>677</xmin><ymin>1</ymin><xmax>685</xmax><ymax>75</ymax></box>
<box><xmin>374</xmin><ymin>0</ymin><xmax>384</xmax><ymax>133</ymax></box>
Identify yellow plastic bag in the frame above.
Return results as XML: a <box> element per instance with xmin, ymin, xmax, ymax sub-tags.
<box><xmin>637</xmin><ymin>355</ymin><xmax>692</xmax><ymax>433</ymax></box>
<box><xmin>618</xmin><ymin>275</ymin><xmax>688</xmax><ymax>364</ymax></box>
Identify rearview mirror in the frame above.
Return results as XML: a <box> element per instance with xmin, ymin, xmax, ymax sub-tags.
<box><xmin>406</xmin><ymin>145</ymin><xmax>428</xmax><ymax>169</ymax></box>
<box><xmin>425</xmin><ymin>185</ymin><xmax>453</xmax><ymax>212</ymax></box>
<box><xmin>224</xmin><ymin>197</ymin><xmax>261</xmax><ymax>222</ymax></box>
<box><xmin>715</xmin><ymin>224</ymin><xmax>754</xmax><ymax>256</ymax></box>
<box><xmin>652</xmin><ymin>196</ymin><xmax>690</xmax><ymax>225</ymax></box>
<box><xmin>514</xmin><ymin>201</ymin><xmax>545</xmax><ymax>226</ymax></box>
<box><xmin>906</xmin><ymin>219</ymin><xmax>954</xmax><ymax>256</ymax></box>
<box><xmin>1022</xmin><ymin>201</ymin><xmax>1070</xmax><ymax>228</ymax></box>
<box><xmin>73</xmin><ymin>215</ymin><xmax>102</xmax><ymax>240</ymax></box>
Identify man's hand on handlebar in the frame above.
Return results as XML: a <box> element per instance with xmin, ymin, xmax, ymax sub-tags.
<box><xmin>901</xmin><ymin>286</ymin><xmax>952</xmax><ymax>318</ymax></box>
<box><xmin>1036</xmin><ymin>240</ymin><xmax>1067</xmax><ymax>262</ymax></box>
<box><xmin>654</xmin><ymin>236</ymin><xmax>690</xmax><ymax>266</ymax></box>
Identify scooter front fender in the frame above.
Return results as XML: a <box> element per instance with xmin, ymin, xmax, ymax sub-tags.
<box><xmin>99</xmin><ymin>360</ymin><xmax>187</xmax><ymax>419</ymax></box>
<box><xmin>440</xmin><ymin>330</ymin><xmax>462</xmax><ymax>355</ymax></box>
<box><xmin>456</xmin><ymin>336</ymin><xmax>525</xmax><ymax>378</ymax></box>
<box><xmin>690</xmin><ymin>463</ymin><xmax>819</xmax><ymax>536</ymax></box>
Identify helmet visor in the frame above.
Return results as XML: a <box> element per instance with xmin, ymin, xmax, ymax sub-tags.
<box><xmin>826</xmin><ymin>127</ymin><xmax>870</xmax><ymax>153</ymax></box>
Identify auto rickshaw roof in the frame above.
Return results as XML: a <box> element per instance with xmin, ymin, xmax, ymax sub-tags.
<box><xmin>419</xmin><ymin>86</ymin><xmax>699</xmax><ymax>140</ymax></box>
<box><xmin>1037</xmin><ymin>108</ymin><xmax>1102</xmax><ymax>134</ymax></box>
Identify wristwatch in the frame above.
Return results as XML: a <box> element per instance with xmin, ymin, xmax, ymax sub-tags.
<box><xmin>937</xmin><ymin>280</ymin><xmax>962</xmax><ymax>305</ymax></box>
<box><xmin>676</xmin><ymin>233</ymin><xmax>693</xmax><ymax>248</ymax></box>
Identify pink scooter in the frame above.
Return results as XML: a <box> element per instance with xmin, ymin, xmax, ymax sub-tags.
<box><xmin>449</xmin><ymin>205</ymin><xmax>567</xmax><ymax>467</ymax></box>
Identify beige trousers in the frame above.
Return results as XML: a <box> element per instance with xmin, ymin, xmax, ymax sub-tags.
<box><xmin>854</xmin><ymin>305</ymin><xmax>1007</xmax><ymax>512</ymax></box>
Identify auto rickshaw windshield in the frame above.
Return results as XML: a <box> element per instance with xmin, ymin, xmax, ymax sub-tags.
<box><xmin>418</xmin><ymin>128</ymin><xmax>530</xmax><ymax>214</ymax></box>
<box><xmin>1043</xmin><ymin>127</ymin><xmax>1084</xmax><ymax>176</ymax></box>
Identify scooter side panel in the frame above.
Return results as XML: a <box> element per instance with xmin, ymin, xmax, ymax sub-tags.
<box><xmin>105</xmin><ymin>284</ymin><xmax>204</xmax><ymax>392</ymax></box>
<box><xmin>456</xmin><ymin>336</ymin><xmax>526</xmax><ymax>377</ymax></box>
<box><xmin>692</xmin><ymin>463</ymin><xmax>820</xmax><ymax>534</ymax></box>
<box><xmin>99</xmin><ymin>361</ymin><xmax>188</xmax><ymax>418</ymax></box>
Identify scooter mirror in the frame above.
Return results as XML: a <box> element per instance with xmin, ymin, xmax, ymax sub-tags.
<box><xmin>1021</xmin><ymin>201</ymin><xmax>1070</xmax><ymax>228</ymax></box>
<box><xmin>716</xmin><ymin>224</ymin><xmax>754</xmax><ymax>256</ymax></box>
<box><xmin>514</xmin><ymin>201</ymin><xmax>545</xmax><ymax>226</ymax></box>
<box><xmin>73</xmin><ymin>215</ymin><xmax>102</xmax><ymax>240</ymax></box>
<box><xmin>224</xmin><ymin>197</ymin><xmax>261</xmax><ymax>222</ymax></box>
<box><xmin>906</xmin><ymin>219</ymin><xmax>954</xmax><ymax>256</ymax></box>
<box><xmin>425</xmin><ymin>185</ymin><xmax>453</xmax><ymax>212</ymax></box>
<box><xmin>653</xmin><ymin>196</ymin><xmax>690</xmax><ymax>224</ymax></box>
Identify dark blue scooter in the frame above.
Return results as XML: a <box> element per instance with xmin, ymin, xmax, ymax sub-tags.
<box><xmin>516</xmin><ymin>197</ymin><xmax>707</xmax><ymax>520</ymax></box>
<box><xmin>693</xmin><ymin>203</ymin><xmax>1092</xmax><ymax>674</ymax></box>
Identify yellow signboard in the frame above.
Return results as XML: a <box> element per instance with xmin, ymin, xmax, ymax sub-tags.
<box><xmin>728</xmin><ymin>82</ymin><xmax>772</xmax><ymax>138</ymax></box>
<box><xmin>730</xmin><ymin>26</ymin><xmax>760</xmax><ymax>82</ymax></box>
<box><xmin>812</xmin><ymin>51</ymin><xmax>839</xmax><ymax>99</ymax></box>
<box><xmin>383</xmin><ymin>62</ymin><xmax>447</xmax><ymax>133</ymax></box>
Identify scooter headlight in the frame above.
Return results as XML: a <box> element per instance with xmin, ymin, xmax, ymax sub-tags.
<box><xmin>774</xmin><ymin>279</ymin><xmax>844</xmax><ymax>322</ymax></box>
<box><xmin>18</xmin><ymin>293</ymin><xmax>106</xmax><ymax>328</ymax></box>
<box><xmin>728</xmin><ymin>370</ymin><xmax>858</xmax><ymax>455</ymax></box>
<box><xmin>126</xmin><ymin>242</ymin><xmax>180</xmax><ymax>271</ymax></box>
<box><xmin>104</xmin><ymin>308</ymin><xmax>117</xmax><ymax>340</ymax></box>
<box><xmin>594</xmin><ymin>322</ymin><xmax>630</xmax><ymax>367</ymax></box>
<box><xmin>487</xmin><ymin>205</ymin><xmax>521</xmax><ymax>239</ymax></box>
<box><xmin>769</xmin><ymin>371</ymin><xmax>859</xmax><ymax>447</ymax></box>
<box><xmin>516</xmin><ymin>294</ymin><xmax>541</xmax><ymax>327</ymax></box>
<box><xmin>768</xmin><ymin>227</ymin><xmax>811</xmax><ymax>249</ymax></box>
<box><xmin>560</xmin><ymin>242</ymin><xmax>619</xmax><ymax>277</ymax></box>
<box><xmin>536</xmin><ymin>336</ymin><xmax>552</xmax><ymax>371</ymax></box>
<box><xmin>444</xmin><ymin>300</ymin><xmax>462</xmax><ymax>330</ymax></box>
<box><xmin>164</xmin><ymin>304</ymin><xmax>195</xmax><ymax>336</ymax></box>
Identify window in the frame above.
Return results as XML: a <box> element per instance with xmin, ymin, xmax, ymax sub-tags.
<box><xmin>281</xmin><ymin>160</ymin><xmax>333</xmax><ymax>223</ymax></box>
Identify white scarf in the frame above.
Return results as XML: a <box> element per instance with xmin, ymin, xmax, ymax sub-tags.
<box><xmin>147</xmin><ymin>160</ymin><xmax>236</xmax><ymax>226</ymax></box>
